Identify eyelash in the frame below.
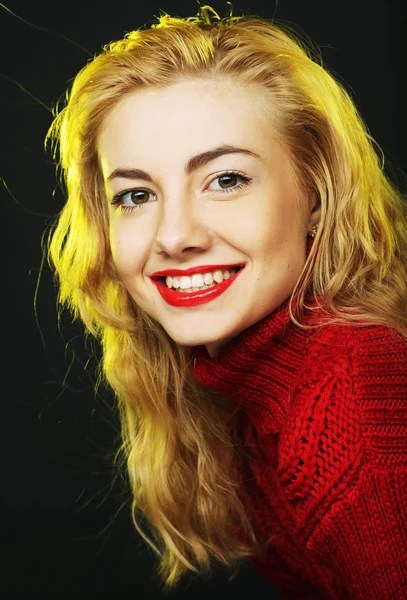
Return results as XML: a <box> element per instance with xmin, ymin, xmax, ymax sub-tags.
<box><xmin>111</xmin><ymin>171</ymin><xmax>253</xmax><ymax>213</ymax></box>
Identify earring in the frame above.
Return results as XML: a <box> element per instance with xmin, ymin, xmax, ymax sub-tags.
<box><xmin>308</xmin><ymin>224</ymin><xmax>319</xmax><ymax>238</ymax></box>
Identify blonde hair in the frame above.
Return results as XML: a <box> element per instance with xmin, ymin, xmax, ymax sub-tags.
<box><xmin>46</xmin><ymin>4</ymin><xmax>407</xmax><ymax>592</ymax></box>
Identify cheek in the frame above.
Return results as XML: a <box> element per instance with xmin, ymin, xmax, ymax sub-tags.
<box><xmin>237</xmin><ymin>211</ymin><xmax>286</xmax><ymax>257</ymax></box>
<box><xmin>251</xmin><ymin>218</ymin><xmax>306</xmax><ymax>274</ymax></box>
<box><xmin>108</xmin><ymin>222</ymin><xmax>123</xmax><ymax>265</ymax></box>
<box><xmin>109</xmin><ymin>220</ymin><xmax>143</xmax><ymax>276</ymax></box>
<box><xmin>230</xmin><ymin>189</ymin><xmax>294</xmax><ymax>250</ymax></box>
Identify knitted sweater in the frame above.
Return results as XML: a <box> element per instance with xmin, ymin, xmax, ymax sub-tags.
<box><xmin>188</xmin><ymin>261</ymin><xmax>407</xmax><ymax>599</ymax></box>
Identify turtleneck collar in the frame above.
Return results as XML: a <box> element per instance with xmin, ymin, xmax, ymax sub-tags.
<box><xmin>187</xmin><ymin>237</ymin><xmax>322</xmax><ymax>434</ymax></box>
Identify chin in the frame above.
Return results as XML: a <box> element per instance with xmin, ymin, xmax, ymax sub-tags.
<box><xmin>164</xmin><ymin>328</ymin><xmax>229</xmax><ymax>351</ymax></box>
<box><xmin>180</xmin><ymin>334</ymin><xmax>220</xmax><ymax>348</ymax></box>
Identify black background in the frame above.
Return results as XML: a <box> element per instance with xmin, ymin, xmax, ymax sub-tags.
<box><xmin>1</xmin><ymin>0</ymin><xmax>405</xmax><ymax>598</ymax></box>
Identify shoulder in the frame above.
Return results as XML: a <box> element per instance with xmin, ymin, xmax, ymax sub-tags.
<box><xmin>306</xmin><ymin>320</ymin><xmax>407</xmax><ymax>380</ymax></box>
<box><xmin>348</xmin><ymin>323</ymin><xmax>407</xmax><ymax>378</ymax></box>
<box><xmin>274</xmin><ymin>322</ymin><xmax>407</xmax><ymax>522</ymax></box>
<box><xmin>303</xmin><ymin>320</ymin><xmax>407</xmax><ymax>404</ymax></box>
<box><xmin>301</xmin><ymin>321</ymin><xmax>407</xmax><ymax>463</ymax></box>
<box><xmin>303</xmin><ymin>319</ymin><xmax>407</xmax><ymax>367</ymax></box>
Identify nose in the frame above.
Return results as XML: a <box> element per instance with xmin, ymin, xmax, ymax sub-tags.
<box><xmin>153</xmin><ymin>196</ymin><xmax>213</xmax><ymax>258</ymax></box>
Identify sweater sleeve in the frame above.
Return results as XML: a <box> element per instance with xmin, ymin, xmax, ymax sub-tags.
<box><xmin>306</xmin><ymin>328</ymin><xmax>407</xmax><ymax>599</ymax></box>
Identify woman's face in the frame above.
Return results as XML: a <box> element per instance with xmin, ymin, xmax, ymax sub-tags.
<box><xmin>98</xmin><ymin>79</ymin><xmax>320</xmax><ymax>356</ymax></box>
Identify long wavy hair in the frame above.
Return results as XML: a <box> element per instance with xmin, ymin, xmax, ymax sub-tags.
<box><xmin>46</xmin><ymin>3</ymin><xmax>407</xmax><ymax>592</ymax></box>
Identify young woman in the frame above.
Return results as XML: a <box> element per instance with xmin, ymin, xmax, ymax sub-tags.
<box><xmin>47</xmin><ymin>5</ymin><xmax>407</xmax><ymax>599</ymax></box>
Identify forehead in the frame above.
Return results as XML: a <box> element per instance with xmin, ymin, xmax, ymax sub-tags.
<box><xmin>97</xmin><ymin>79</ymin><xmax>277</xmax><ymax>167</ymax></box>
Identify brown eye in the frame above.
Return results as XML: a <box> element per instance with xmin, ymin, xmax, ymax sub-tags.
<box><xmin>111</xmin><ymin>188</ymin><xmax>156</xmax><ymax>211</ymax></box>
<box><xmin>127</xmin><ymin>191</ymin><xmax>150</xmax><ymax>204</ymax></box>
<box><xmin>207</xmin><ymin>171</ymin><xmax>252</xmax><ymax>194</ymax></box>
<box><xmin>218</xmin><ymin>173</ymin><xmax>239</xmax><ymax>188</ymax></box>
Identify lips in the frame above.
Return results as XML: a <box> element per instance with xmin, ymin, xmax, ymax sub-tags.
<box><xmin>151</xmin><ymin>265</ymin><xmax>245</xmax><ymax>308</ymax></box>
<box><xmin>151</xmin><ymin>264</ymin><xmax>245</xmax><ymax>279</ymax></box>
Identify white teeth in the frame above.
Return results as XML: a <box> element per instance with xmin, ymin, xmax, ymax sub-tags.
<box><xmin>213</xmin><ymin>270</ymin><xmax>224</xmax><ymax>284</ymax></box>
<box><xmin>164</xmin><ymin>268</ymin><xmax>236</xmax><ymax>290</ymax></box>
<box><xmin>191</xmin><ymin>273</ymin><xmax>204</xmax><ymax>287</ymax></box>
<box><xmin>165</xmin><ymin>275</ymin><xmax>180</xmax><ymax>288</ymax></box>
<box><xmin>179</xmin><ymin>276</ymin><xmax>192</xmax><ymax>289</ymax></box>
<box><xmin>203</xmin><ymin>272</ymin><xmax>214</xmax><ymax>285</ymax></box>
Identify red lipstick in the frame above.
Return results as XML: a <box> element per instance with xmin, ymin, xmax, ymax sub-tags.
<box><xmin>151</xmin><ymin>267</ymin><xmax>245</xmax><ymax>308</ymax></box>
<box><xmin>151</xmin><ymin>264</ymin><xmax>244</xmax><ymax>277</ymax></box>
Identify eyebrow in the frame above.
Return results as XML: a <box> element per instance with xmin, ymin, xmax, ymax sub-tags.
<box><xmin>106</xmin><ymin>144</ymin><xmax>261</xmax><ymax>184</ymax></box>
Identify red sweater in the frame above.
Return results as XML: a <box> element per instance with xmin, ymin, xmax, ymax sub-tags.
<box><xmin>188</xmin><ymin>266</ymin><xmax>407</xmax><ymax>598</ymax></box>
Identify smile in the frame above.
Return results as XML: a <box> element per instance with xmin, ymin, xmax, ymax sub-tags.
<box><xmin>160</xmin><ymin>267</ymin><xmax>240</xmax><ymax>290</ymax></box>
<box><xmin>151</xmin><ymin>266</ymin><xmax>245</xmax><ymax>308</ymax></box>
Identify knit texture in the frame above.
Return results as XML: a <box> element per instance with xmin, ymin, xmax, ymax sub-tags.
<box><xmin>188</xmin><ymin>241</ymin><xmax>407</xmax><ymax>599</ymax></box>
